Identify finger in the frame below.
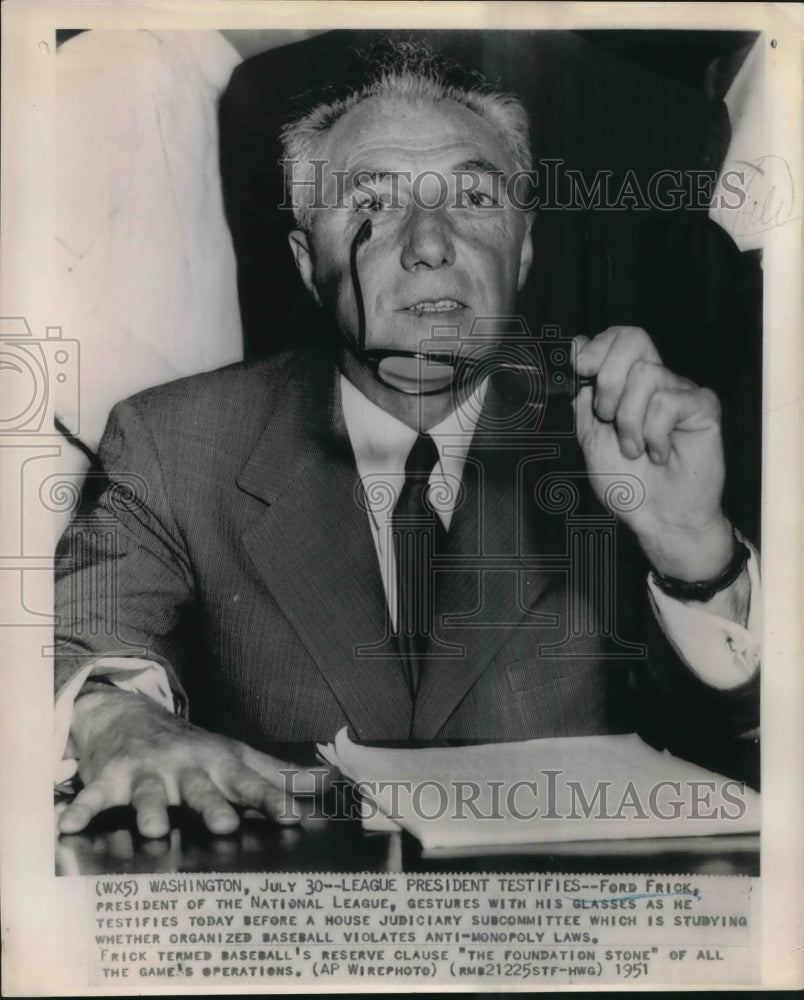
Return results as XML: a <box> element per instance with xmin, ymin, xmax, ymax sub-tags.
<box><xmin>573</xmin><ymin>328</ymin><xmax>618</xmax><ymax>378</ymax></box>
<box><xmin>223</xmin><ymin>763</ymin><xmax>302</xmax><ymax>825</ymax></box>
<box><xmin>571</xmin><ymin>382</ymin><xmax>596</xmax><ymax>444</ymax></box>
<box><xmin>574</xmin><ymin>326</ymin><xmax>656</xmax><ymax>378</ymax></box>
<box><xmin>615</xmin><ymin>362</ymin><xmax>693</xmax><ymax>459</ymax></box>
<box><xmin>130</xmin><ymin>772</ymin><xmax>171</xmax><ymax>839</ymax></box>
<box><xmin>570</xmin><ymin>335</ymin><xmax>590</xmax><ymax>367</ymax></box>
<box><xmin>178</xmin><ymin>768</ymin><xmax>240</xmax><ymax>835</ymax></box>
<box><xmin>589</xmin><ymin>328</ymin><xmax>663</xmax><ymax>423</ymax></box>
<box><xmin>643</xmin><ymin>387</ymin><xmax>719</xmax><ymax>464</ymax></box>
<box><xmin>239</xmin><ymin>743</ymin><xmax>332</xmax><ymax>796</ymax></box>
<box><xmin>58</xmin><ymin>780</ymin><xmax>120</xmax><ymax>834</ymax></box>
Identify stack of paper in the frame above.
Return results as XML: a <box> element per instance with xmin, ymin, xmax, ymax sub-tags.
<box><xmin>317</xmin><ymin>728</ymin><xmax>760</xmax><ymax>852</ymax></box>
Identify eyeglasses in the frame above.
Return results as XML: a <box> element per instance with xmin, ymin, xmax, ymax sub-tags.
<box><xmin>349</xmin><ymin>218</ymin><xmax>592</xmax><ymax>398</ymax></box>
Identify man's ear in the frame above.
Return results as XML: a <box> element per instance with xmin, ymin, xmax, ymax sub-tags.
<box><xmin>517</xmin><ymin>215</ymin><xmax>535</xmax><ymax>292</ymax></box>
<box><xmin>288</xmin><ymin>230</ymin><xmax>321</xmax><ymax>305</ymax></box>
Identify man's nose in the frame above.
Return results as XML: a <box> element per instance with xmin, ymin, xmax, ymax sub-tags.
<box><xmin>399</xmin><ymin>205</ymin><xmax>456</xmax><ymax>271</ymax></box>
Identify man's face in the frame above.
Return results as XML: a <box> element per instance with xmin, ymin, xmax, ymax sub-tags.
<box><xmin>289</xmin><ymin>94</ymin><xmax>534</xmax><ymax>407</ymax></box>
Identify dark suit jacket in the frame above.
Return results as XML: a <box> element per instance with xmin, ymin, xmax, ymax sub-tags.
<box><xmin>54</xmin><ymin>350</ymin><xmax>758</xmax><ymax>764</ymax></box>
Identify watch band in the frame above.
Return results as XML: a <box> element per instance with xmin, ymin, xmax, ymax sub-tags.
<box><xmin>651</xmin><ymin>535</ymin><xmax>750</xmax><ymax>602</ymax></box>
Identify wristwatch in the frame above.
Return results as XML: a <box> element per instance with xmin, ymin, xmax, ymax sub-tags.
<box><xmin>651</xmin><ymin>534</ymin><xmax>750</xmax><ymax>602</ymax></box>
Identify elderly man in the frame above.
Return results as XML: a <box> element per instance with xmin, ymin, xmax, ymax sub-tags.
<box><xmin>55</xmin><ymin>45</ymin><xmax>760</xmax><ymax>840</ymax></box>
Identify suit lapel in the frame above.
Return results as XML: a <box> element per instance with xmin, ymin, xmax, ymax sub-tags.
<box><xmin>236</xmin><ymin>357</ymin><xmax>573</xmax><ymax>742</ymax></box>
<box><xmin>237</xmin><ymin>355</ymin><xmax>412</xmax><ymax>739</ymax></box>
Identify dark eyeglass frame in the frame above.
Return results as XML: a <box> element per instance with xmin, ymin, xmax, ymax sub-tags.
<box><xmin>349</xmin><ymin>217</ymin><xmax>592</xmax><ymax>397</ymax></box>
<box><xmin>351</xmin><ymin>219</ymin><xmax>465</xmax><ymax>396</ymax></box>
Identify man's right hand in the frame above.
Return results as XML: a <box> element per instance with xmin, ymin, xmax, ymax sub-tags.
<box><xmin>58</xmin><ymin>688</ymin><xmax>328</xmax><ymax>838</ymax></box>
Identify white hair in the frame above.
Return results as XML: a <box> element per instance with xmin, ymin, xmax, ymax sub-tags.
<box><xmin>279</xmin><ymin>42</ymin><xmax>533</xmax><ymax>230</ymax></box>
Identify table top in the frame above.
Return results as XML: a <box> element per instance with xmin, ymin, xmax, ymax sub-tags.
<box><xmin>56</xmin><ymin>736</ymin><xmax>759</xmax><ymax>877</ymax></box>
<box><xmin>56</xmin><ymin>796</ymin><xmax>759</xmax><ymax>878</ymax></box>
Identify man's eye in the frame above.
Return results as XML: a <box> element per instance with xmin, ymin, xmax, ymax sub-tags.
<box><xmin>355</xmin><ymin>193</ymin><xmax>387</xmax><ymax>212</ymax></box>
<box><xmin>460</xmin><ymin>189</ymin><xmax>498</xmax><ymax>208</ymax></box>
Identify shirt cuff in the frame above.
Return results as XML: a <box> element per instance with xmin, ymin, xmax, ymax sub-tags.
<box><xmin>647</xmin><ymin>541</ymin><xmax>761</xmax><ymax>690</ymax></box>
<box><xmin>55</xmin><ymin>657</ymin><xmax>175</xmax><ymax>787</ymax></box>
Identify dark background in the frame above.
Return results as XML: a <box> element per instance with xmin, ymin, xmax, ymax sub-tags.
<box><xmin>217</xmin><ymin>29</ymin><xmax>762</xmax><ymax>543</ymax></box>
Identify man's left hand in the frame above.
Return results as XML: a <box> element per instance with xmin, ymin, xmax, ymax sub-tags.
<box><xmin>573</xmin><ymin>326</ymin><xmax>735</xmax><ymax>582</ymax></box>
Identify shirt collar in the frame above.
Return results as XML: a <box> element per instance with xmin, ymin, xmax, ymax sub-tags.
<box><xmin>339</xmin><ymin>372</ymin><xmax>489</xmax><ymax>485</ymax></box>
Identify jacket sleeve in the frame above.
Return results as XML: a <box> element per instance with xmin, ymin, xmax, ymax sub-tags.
<box><xmin>625</xmin><ymin>540</ymin><xmax>760</xmax><ymax>785</ymax></box>
<box><xmin>54</xmin><ymin>398</ymin><xmax>194</xmax><ymax>708</ymax></box>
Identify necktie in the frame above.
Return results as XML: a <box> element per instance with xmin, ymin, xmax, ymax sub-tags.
<box><xmin>392</xmin><ymin>433</ymin><xmax>447</xmax><ymax>695</ymax></box>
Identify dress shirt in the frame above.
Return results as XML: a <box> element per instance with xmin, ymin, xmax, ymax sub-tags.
<box><xmin>55</xmin><ymin>373</ymin><xmax>761</xmax><ymax>782</ymax></box>
<box><xmin>339</xmin><ymin>373</ymin><xmax>489</xmax><ymax>629</ymax></box>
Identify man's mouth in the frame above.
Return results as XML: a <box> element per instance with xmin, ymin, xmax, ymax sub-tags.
<box><xmin>405</xmin><ymin>299</ymin><xmax>466</xmax><ymax>313</ymax></box>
